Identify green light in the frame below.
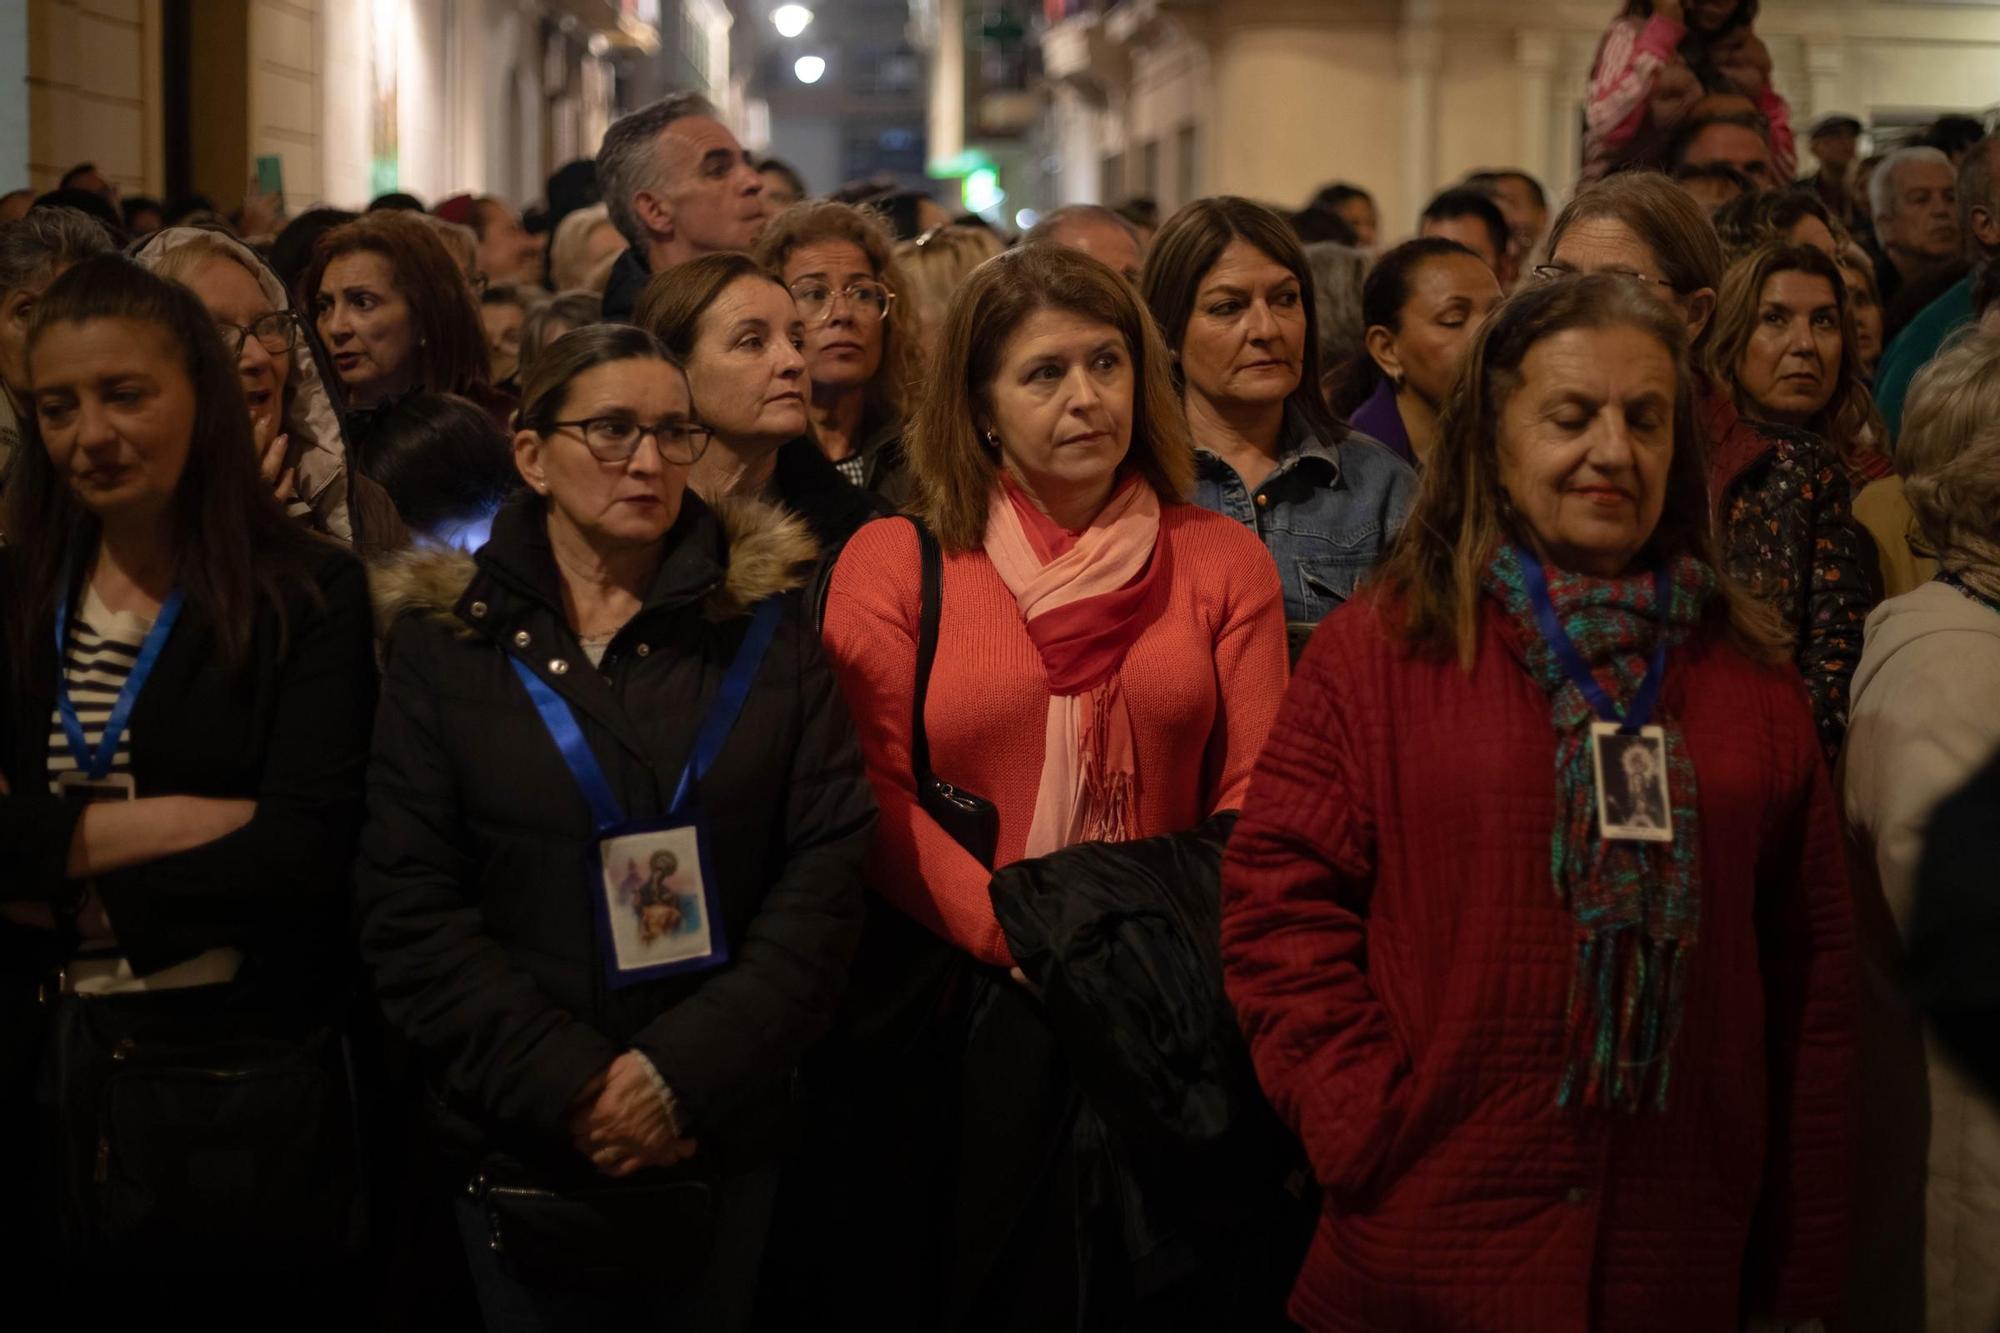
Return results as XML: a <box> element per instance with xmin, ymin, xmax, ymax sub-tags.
<box><xmin>963</xmin><ymin>167</ymin><xmax>1003</xmax><ymax>213</ymax></box>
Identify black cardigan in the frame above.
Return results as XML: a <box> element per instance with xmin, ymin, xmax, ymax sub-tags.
<box><xmin>0</xmin><ymin>546</ymin><xmax>378</xmax><ymax>997</ymax></box>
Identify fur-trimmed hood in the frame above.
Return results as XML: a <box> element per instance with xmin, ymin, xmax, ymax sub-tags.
<box><xmin>368</xmin><ymin>492</ymin><xmax>819</xmax><ymax>642</ymax></box>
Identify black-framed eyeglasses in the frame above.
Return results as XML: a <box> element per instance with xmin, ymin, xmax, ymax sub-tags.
<box><xmin>1530</xmin><ymin>264</ymin><xmax>1678</xmax><ymax>294</ymax></box>
<box><xmin>215</xmin><ymin>310</ymin><xmax>301</xmax><ymax>358</ymax></box>
<box><xmin>545</xmin><ymin>417</ymin><xmax>714</xmax><ymax>465</ymax></box>
<box><xmin>788</xmin><ymin>280</ymin><xmax>894</xmax><ymax>325</ymax></box>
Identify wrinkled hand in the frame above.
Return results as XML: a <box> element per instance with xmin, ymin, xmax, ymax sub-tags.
<box><xmin>570</xmin><ymin>1052</ymin><xmax>697</xmax><ymax>1178</ymax></box>
<box><xmin>258</xmin><ymin>429</ymin><xmax>296</xmax><ymax>506</ymax></box>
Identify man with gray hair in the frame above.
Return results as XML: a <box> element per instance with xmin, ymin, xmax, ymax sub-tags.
<box><xmin>1024</xmin><ymin>204</ymin><xmax>1145</xmax><ymax>282</ymax></box>
<box><xmin>0</xmin><ymin>206</ymin><xmax>115</xmax><ymax>489</ymax></box>
<box><xmin>1869</xmin><ymin>144</ymin><xmax>1961</xmax><ymax>308</ymax></box>
<box><xmin>1874</xmin><ymin>135</ymin><xmax>2000</xmax><ymax>438</ymax></box>
<box><xmin>595</xmin><ymin>92</ymin><xmax>766</xmax><ymax>321</ymax></box>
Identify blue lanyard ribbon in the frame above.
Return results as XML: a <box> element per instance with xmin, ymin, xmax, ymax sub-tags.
<box><xmin>1517</xmin><ymin>546</ymin><xmax>1670</xmax><ymax>733</ymax></box>
<box><xmin>54</xmin><ymin>580</ymin><xmax>185</xmax><ymax>780</ymax></box>
<box><xmin>510</xmin><ymin>597</ymin><xmax>785</xmax><ymax>831</ymax></box>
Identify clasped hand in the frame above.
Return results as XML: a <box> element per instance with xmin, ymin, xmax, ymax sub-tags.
<box><xmin>566</xmin><ymin>1051</ymin><xmax>698</xmax><ymax>1179</ymax></box>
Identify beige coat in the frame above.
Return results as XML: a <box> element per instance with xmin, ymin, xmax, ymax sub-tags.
<box><xmin>1853</xmin><ymin>476</ymin><xmax>1939</xmax><ymax>602</ymax></box>
<box><xmin>1843</xmin><ymin>579</ymin><xmax>2000</xmax><ymax>1333</ymax></box>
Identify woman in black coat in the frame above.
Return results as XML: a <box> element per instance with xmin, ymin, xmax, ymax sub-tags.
<box><xmin>356</xmin><ymin>323</ymin><xmax>874</xmax><ymax>1329</ymax></box>
<box><xmin>0</xmin><ymin>256</ymin><xmax>377</xmax><ymax>1277</ymax></box>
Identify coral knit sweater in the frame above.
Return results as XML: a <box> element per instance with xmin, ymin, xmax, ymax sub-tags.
<box><xmin>821</xmin><ymin>503</ymin><xmax>1290</xmax><ymax>967</ymax></box>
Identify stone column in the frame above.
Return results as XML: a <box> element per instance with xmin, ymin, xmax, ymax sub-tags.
<box><xmin>1399</xmin><ymin>0</ymin><xmax>1442</xmax><ymax>227</ymax></box>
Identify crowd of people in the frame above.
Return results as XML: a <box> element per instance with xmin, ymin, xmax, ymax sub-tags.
<box><xmin>1</xmin><ymin>13</ymin><xmax>1998</xmax><ymax>1329</ymax></box>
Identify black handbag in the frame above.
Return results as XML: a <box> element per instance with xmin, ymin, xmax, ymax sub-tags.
<box><xmin>908</xmin><ymin>517</ymin><xmax>999</xmax><ymax>868</ymax></box>
<box><xmin>467</xmin><ymin>1154</ymin><xmax>716</xmax><ymax>1292</ymax></box>
<box><xmin>42</xmin><ymin>987</ymin><xmax>361</xmax><ymax>1270</ymax></box>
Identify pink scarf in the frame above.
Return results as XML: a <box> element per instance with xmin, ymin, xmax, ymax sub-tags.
<box><xmin>983</xmin><ymin>474</ymin><xmax>1164</xmax><ymax>856</ymax></box>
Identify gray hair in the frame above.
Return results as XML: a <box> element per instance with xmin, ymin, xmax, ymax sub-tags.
<box><xmin>1024</xmin><ymin>204</ymin><xmax>1139</xmax><ymax>249</ymax></box>
<box><xmin>1303</xmin><ymin>240</ymin><xmax>1368</xmax><ymax>375</ymax></box>
<box><xmin>1961</xmin><ymin>135</ymin><xmax>2000</xmax><ymax>249</ymax></box>
<box><xmin>596</xmin><ymin>92</ymin><xmax>719</xmax><ymax>249</ymax></box>
<box><xmin>1872</xmin><ymin>146</ymin><xmax>1955</xmax><ymax>224</ymax></box>
<box><xmin>1900</xmin><ymin>328</ymin><xmax>2000</xmax><ymax>597</ymax></box>
<box><xmin>0</xmin><ymin>207</ymin><xmax>115</xmax><ymax>295</ymax></box>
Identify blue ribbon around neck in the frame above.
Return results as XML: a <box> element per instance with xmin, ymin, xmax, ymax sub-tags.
<box><xmin>1517</xmin><ymin>545</ymin><xmax>1670</xmax><ymax>733</ymax></box>
<box><xmin>510</xmin><ymin>597</ymin><xmax>784</xmax><ymax>831</ymax></box>
<box><xmin>54</xmin><ymin>578</ymin><xmax>185</xmax><ymax>781</ymax></box>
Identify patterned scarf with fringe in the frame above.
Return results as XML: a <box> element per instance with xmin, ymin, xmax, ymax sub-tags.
<box><xmin>1483</xmin><ymin>544</ymin><xmax>1712</xmax><ymax>1113</ymax></box>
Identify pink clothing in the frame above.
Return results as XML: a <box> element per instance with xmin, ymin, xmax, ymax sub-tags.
<box><xmin>820</xmin><ymin>504</ymin><xmax>1289</xmax><ymax>967</ymax></box>
<box><xmin>1582</xmin><ymin>15</ymin><xmax>1797</xmax><ymax>184</ymax></box>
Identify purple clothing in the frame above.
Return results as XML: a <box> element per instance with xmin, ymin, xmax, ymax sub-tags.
<box><xmin>1349</xmin><ymin>378</ymin><xmax>1416</xmax><ymax>470</ymax></box>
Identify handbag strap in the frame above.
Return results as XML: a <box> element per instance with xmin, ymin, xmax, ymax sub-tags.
<box><xmin>905</xmin><ymin>515</ymin><xmax>943</xmax><ymax>783</ymax></box>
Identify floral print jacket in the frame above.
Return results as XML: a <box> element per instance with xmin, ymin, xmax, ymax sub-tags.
<box><xmin>1704</xmin><ymin>393</ymin><xmax>1874</xmax><ymax>761</ymax></box>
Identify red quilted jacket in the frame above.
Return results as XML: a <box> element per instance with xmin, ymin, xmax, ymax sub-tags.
<box><xmin>1222</xmin><ymin>592</ymin><xmax>1856</xmax><ymax>1333</ymax></box>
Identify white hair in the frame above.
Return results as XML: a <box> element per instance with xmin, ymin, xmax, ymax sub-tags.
<box><xmin>1872</xmin><ymin>146</ymin><xmax>1954</xmax><ymax>223</ymax></box>
<box><xmin>1900</xmin><ymin>328</ymin><xmax>2000</xmax><ymax>598</ymax></box>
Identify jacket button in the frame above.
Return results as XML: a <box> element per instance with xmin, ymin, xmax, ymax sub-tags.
<box><xmin>548</xmin><ymin>658</ymin><xmax>570</xmax><ymax>675</ymax></box>
<box><xmin>1565</xmin><ymin>1187</ymin><xmax>1589</xmax><ymax>1205</ymax></box>
<box><xmin>636</xmin><ymin>644</ymin><xmax>650</xmax><ymax>657</ymax></box>
<box><xmin>1255</xmin><ymin>493</ymin><xmax>1269</xmax><ymax>508</ymax></box>
<box><xmin>513</xmin><ymin>630</ymin><xmax>531</xmax><ymax>647</ymax></box>
<box><xmin>469</xmin><ymin>601</ymin><xmax>488</xmax><ymax>618</ymax></box>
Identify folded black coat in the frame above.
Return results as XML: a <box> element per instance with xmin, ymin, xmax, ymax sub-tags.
<box><xmin>978</xmin><ymin>812</ymin><xmax>1312</xmax><ymax>1330</ymax></box>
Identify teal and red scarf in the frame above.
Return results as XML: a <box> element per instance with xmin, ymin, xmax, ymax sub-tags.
<box><xmin>1483</xmin><ymin>545</ymin><xmax>1714</xmax><ymax>1113</ymax></box>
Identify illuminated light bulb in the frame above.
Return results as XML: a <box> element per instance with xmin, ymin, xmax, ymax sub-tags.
<box><xmin>773</xmin><ymin>5</ymin><xmax>814</xmax><ymax>38</ymax></box>
<box><xmin>794</xmin><ymin>54</ymin><xmax>827</xmax><ymax>84</ymax></box>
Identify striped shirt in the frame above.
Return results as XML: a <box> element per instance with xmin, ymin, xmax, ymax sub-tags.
<box><xmin>47</xmin><ymin>585</ymin><xmax>243</xmax><ymax>995</ymax></box>
<box><xmin>47</xmin><ymin>585</ymin><xmax>148</xmax><ymax>788</ymax></box>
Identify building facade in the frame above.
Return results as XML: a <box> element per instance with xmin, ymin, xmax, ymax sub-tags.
<box><xmin>1037</xmin><ymin>0</ymin><xmax>2000</xmax><ymax>238</ymax></box>
<box><xmin>15</xmin><ymin>0</ymin><xmax>740</xmax><ymax>213</ymax></box>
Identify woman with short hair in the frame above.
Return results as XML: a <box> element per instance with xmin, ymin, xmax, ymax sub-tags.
<box><xmin>754</xmin><ymin>200</ymin><xmax>922</xmax><ymax>506</ymax></box>
<box><xmin>302</xmin><ymin>211</ymin><xmax>514</xmax><ymax>438</ymax></box>
<box><xmin>1336</xmin><ymin>236</ymin><xmax>1504</xmax><ymax>470</ymax></box>
<box><xmin>357</xmin><ymin>323</ymin><xmax>873</xmax><ymax>1328</ymax></box>
<box><xmin>637</xmin><ymin>253</ymin><xmax>883</xmax><ymax>553</ymax></box>
<box><xmin>1142</xmin><ymin>196</ymin><xmax>1416</xmax><ymax>649</ymax></box>
<box><xmin>137</xmin><ymin>225</ymin><xmax>407</xmax><ymax>556</ymax></box>
<box><xmin>1224</xmin><ymin>273</ymin><xmax>1854</xmax><ymax>1332</ymax></box>
<box><xmin>819</xmin><ymin>243</ymin><xmax>1290</xmax><ymax>1325</ymax></box>
<box><xmin>1543</xmin><ymin>171</ymin><xmax>1873</xmax><ymax>757</ymax></box>
<box><xmin>1843</xmin><ymin>330</ymin><xmax>2000</xmax><ymax>1333</ymax></box>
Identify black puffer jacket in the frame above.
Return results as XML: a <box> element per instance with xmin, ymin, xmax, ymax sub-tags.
<box><xmin>356</xmin><ymin>489</ymin><xmax>874</xmax><ymax>1174</ymax></box>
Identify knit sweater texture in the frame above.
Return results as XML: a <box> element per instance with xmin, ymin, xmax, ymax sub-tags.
<box><xmin>820</xmin><ymin>501</ymin><xmax>1290</xmax><ymax>966</ymax></box>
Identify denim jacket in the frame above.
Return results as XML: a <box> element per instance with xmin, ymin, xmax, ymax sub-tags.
<box><xmin>1191</xmin><ymin>410</ymin><xmax>1416</xmax><ymax>654</ymax></box>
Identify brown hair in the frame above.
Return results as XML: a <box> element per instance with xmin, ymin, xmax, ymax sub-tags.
<box><xmin>1545</xmin><ymin>173</ymin><xmax>1726</xmax><ymax>359</ymax></box>
<box><xmin>7</xmin><ymin>256</ymin><xmax>325</xmax><ymax>678</ymax></box>
<box><xmin>910</xmin><ymin>244</ymin><xmax>1194</xmax><ymax>552</ymax></box>
<box><xmin>1141</xmin><ymin>195</ymin><xmax>1349</xmax><ymax>444</ymax></box>
<box><xmin>753</xmin><ymin>199</ymin><xmax>923</xmax><ymax>429</ymax></box>
<box><xmin>515</xmin><ymin>322</ymin><xmax>682</xmax><ymax>434</ymax></box>
<box><xmin>633</xmin><ymin>251</ymin><xmax>786</xmax><ymax>361</ymax></box>
<box><xmin>300</xmin><ymin>211</ymin><xmax>491</xmax><ymax>398</ymax></box>
<box><xmin>1375</xmin><ymin>272</ymin><xmax>1788</xmax><ymax>668</ymax></box>
<box><xmin>1706</xmin><ymin>242</ymin><xmax>1883</xmax><ymax>461</ymax></box>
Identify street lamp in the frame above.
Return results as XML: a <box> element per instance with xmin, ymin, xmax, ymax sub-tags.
<box><xmin>794</xmin><ymin>54</ymin><xmax>827</xmax><ymax>84</ymax></box>
<box><xmin>773</xmin><ymin>5</ymin><xmax>813</xmax><ymax>38</ymax></box>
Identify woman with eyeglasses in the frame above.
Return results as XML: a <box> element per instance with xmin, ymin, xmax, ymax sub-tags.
<box><xmin>1541</xmin><ymin>172</ymin><xmax>1872</xmax><ymax>759</ymax></box>
<box><xmin>754</xmin><ymin>201</ymin><xmax>922</xmax><ymax>509</ymax></box>
<box><xmin>357</xmin><ymin>323</ymin><xmax>874</xmax><ymax>1327</ymax></box>
<box><xmin>136</xmin><ymin>226</ymin><xmax>408</xmax><ymax>557</ymax></box>
<box><xmin>637</xmin><ymin>253</ymin><xmax>886</xmax><ymax>556</ymax></box>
